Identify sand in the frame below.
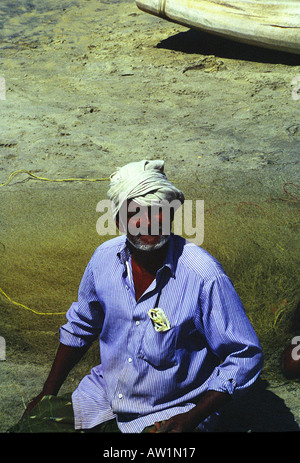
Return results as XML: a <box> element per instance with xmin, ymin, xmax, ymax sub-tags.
<box><xmin>0</xmin><ymin>0</ymin><xmax>299</xmax><ymax>434</ymax></box>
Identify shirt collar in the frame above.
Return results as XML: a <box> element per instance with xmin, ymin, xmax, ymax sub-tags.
<box><xmin>117</xmin><ymin>234</ymin><xmax>176</xmax><ymax>278</ymax></box>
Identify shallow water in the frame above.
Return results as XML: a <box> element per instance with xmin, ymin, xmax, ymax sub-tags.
<box><xmin>0</xmin><ymin>1</ymin><xmax>76</xmax><ymax>42</ymax></box>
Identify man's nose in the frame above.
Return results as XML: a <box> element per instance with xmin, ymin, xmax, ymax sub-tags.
<box><xmin>138</xmin><ymin>210</ymin><xmax>151</xmax><ymax>228</ymax></box>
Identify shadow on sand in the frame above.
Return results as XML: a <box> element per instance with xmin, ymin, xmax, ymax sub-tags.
<box><xmin>216</xmin><ymin>378</ymin><xmax>299</xmax><ymax>432</ymax></box>
<box><xmin>157</xmin><ymin>29</ymin><xmax>300</xmax><ymax>65</ymax></box>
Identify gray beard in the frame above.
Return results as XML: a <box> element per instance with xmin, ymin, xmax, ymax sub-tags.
<box><xmin>126</xmin><ymin>234</ymin><xmax>170</xmax><ymax>252</ymax></box>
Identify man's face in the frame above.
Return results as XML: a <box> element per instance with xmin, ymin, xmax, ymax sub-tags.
<box><xmin>118</xmin><ymin>200</ymin><xmax>173</xmax><ymax>251</ymax></box>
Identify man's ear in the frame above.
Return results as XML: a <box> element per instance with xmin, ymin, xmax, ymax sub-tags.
<box><xmin>115</xmin><ymin>213</ymin><xmax>125</xmax><ymax>233</ymax></box>
<box><xmin>116</xmin><ymin>200</ymin><xmax>130</xmax><ymax>233</ymax></box>
<box><xmin>170</xmin><ymin>208</ymin><xmax>175</xmax><ymax>222</ymax></box>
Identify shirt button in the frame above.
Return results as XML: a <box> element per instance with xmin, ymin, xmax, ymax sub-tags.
<box><xmin>135</xmin><ymin>320</ymin><xmax>140</xmax><ymax>326</ymax></box>
<box><xmin>128</xmin><ymin>357</ymin><xmax>132</xmax><ymax>363</ymax></box>
<box><xmin>118</xmin><ymin>393</ymin><xmax>123</xmax><ymax>399</ymax></box>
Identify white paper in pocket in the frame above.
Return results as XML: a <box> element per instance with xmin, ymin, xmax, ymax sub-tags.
<box><xmin>148</xmin><ymin>308</ymin><xmax>171</xmax><ymax>332</ymax></box>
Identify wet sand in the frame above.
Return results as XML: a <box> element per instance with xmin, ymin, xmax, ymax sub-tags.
<box><xmin>0</xmin><ymin>0</ymin><xmax>299</xmax><ymax>433</ymax></box>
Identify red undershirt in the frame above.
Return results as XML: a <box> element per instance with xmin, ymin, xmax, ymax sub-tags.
<box><xmin>131</xmin><ymin>257</ymin><xmax>155</xmax><ymax>301</ymax></box>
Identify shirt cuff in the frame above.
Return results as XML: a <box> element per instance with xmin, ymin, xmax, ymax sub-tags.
<box><xmin>207</xmin><ymin>368</ymin><xmax>238</xmax><ymax>396</ymax></box>
<box><xmin>59</xmin><ymin>326</ymin><xmax>89</xmax><ymax>348</ymax></box>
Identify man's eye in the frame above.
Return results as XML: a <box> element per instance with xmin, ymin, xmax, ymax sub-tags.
<box><xmin>128</xmin><ymin>207</ymin><xmax>141</xmax><ymax>218</ymax></box>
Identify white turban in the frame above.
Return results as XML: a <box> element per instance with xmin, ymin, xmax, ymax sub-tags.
<box><xmin>107</xmin><ymin>160</ymin><xmax>184</xmax><ymax>218</ymax></box>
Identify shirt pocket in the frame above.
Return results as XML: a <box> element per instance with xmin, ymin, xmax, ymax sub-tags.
<box><xmin>138</xmin><ymin>321</ymin><xmax>177</xmax><ymax>368</ymax></box>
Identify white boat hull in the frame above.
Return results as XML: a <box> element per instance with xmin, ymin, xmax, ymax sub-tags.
<box><xmin>136</xmin><ymin>0</ymin><xmax>300</xmax><ymax>54</ymax></box>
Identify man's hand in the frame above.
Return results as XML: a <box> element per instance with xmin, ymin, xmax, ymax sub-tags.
<box><xmin>145</xmin><ymin>390</ymin><xmax>230</xmax><ymax>433</ymax></box>
<box><xmin>150</xmin><ymin>413</ymin><xmax>197</xmax><ymax>433</ymax></box>
<box><xmin>22</xmin><ymin>392</ymin><xmax>47</xmax><ymax>419</ymax></box>
<box><xmin>21</xmin><ymin>343</ymin><xmax>90</xmax><ymax>420</ymax></box>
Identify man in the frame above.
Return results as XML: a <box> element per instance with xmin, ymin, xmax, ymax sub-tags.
<box><xmin>11</xmin><ymin>159</ymin><xmax>263</xmax><ymax>433</ymax></box>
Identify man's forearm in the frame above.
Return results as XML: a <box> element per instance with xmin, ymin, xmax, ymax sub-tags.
<box><xmin>185</xmin><ymin>390</ymin><xmax>230</xmax><ymax>429</ymax></box>
<box><xmin>42</xmin><ymin>342</ymin><xmax>90</xmax><ymax>395</ymax></box>
<box><xmin>153</xmin><ymin>390</ymin><xmax>231</xmax><ymax>433</ymax></box>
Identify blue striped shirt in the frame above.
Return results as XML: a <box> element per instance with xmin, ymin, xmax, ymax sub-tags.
<box><xmin>59</xmin><ymin>234</ymin><xmax>263</xmax><ymax>432</ymax></box>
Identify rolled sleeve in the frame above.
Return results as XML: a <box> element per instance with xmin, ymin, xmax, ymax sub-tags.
<box><xmin>199</xmin><ymin>274</ymin><xmax>263</xmax><ymax>396</ymax></box>
<box><xmin>59</xmin><ymin>259</ymin><xmax>104</xmax><ymax>348</ymax></box>
<box><xmin>207</xmin><ymin>369</ymin><xmax>238</xmax><ymax>395</ymax></box>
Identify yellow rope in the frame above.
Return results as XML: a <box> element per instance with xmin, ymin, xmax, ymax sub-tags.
<box><xmin>0</xmin><ymin>287</ymin><xmax>66</xmax><ymax>316</ymax></box>
<box><xmin>0</xmin><ymin>169</ymin><xmax>179</xmax><ymax>316</ymax></box>
<box><xmin>0</xmin><ymin>170</ymin><xmax>111</xmax><ymax>315</ymax></box>
<box><xmin>0</xmin><ymin>169</ymin><xmax>110</xmax><ymax>187</ymax></box>
<box><xmin>0</xmin><ymin>170</ymin><xmax>110</xmax><ymax>315</ymax></box>
<box><xmin>0</xmin><ymin>169</ymin><xmax>178</xmax><ymax>187</ymax></box>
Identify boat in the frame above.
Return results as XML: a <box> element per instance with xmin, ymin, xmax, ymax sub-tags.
<box><xmin>136</xmin><ymin>0</ymin><xmax>300</xmax><ymax>54</ymax></box>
